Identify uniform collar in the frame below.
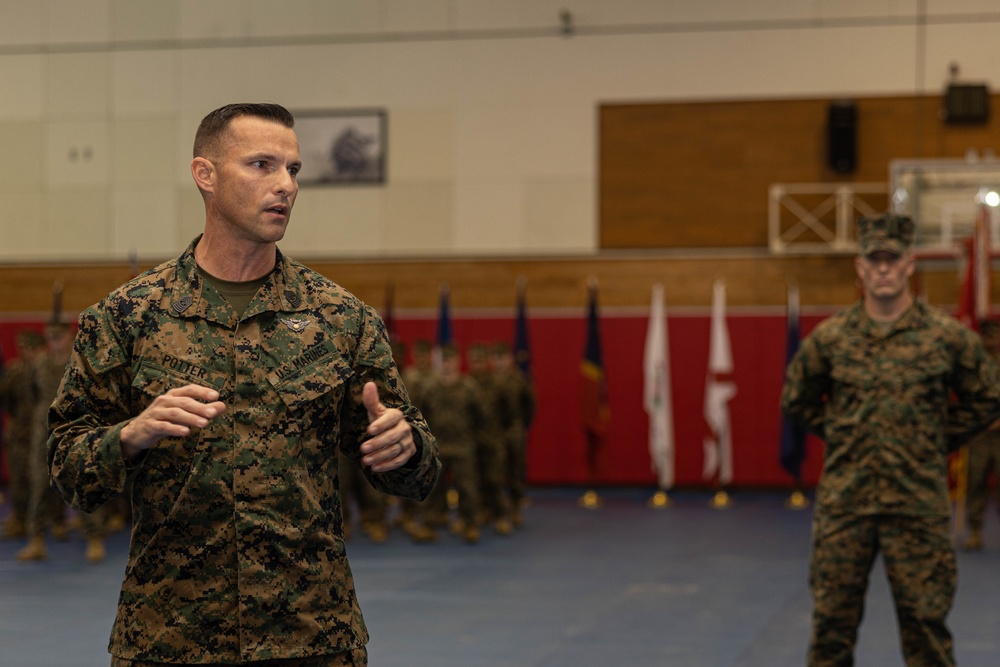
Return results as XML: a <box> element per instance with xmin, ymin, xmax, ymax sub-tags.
<box><xmin>165</xmin><ymin>236</ymin><xmax>307</xmax><ymax>325</ymax></box>
<box><xmin>846</xmin><ymin>298</ymin><xmax>928</xmax><ymax>337</ymax></box>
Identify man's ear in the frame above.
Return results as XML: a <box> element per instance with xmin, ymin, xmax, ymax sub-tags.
<box><xmin>191</xmin><ymin>157</ymin><xmax>215</xmax><ymax>193</ymax></box>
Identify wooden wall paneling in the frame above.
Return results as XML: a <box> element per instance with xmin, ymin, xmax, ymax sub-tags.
<box><xmin>0</xmin><ymin>254</ymin><xmax>980</xmax><ymax>320</ymax></box>
<box><xmin>600</xmin><ymin>94</ymin><xmax>1000</xmax><ymax>250</ymax></box>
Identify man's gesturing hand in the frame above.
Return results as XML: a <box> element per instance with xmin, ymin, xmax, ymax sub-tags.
<box><xmin>360</xmin><ymin>381</ymin><xmax>416</xmax><ymax>472</ymax></box>
<box><xmin>120</xmin><ymin>384</ymin><xmax>226</xmax><ymax>461</ymax></box>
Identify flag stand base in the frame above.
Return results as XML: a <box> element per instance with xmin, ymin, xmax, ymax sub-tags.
<box><xmin>647</xmin><ymin>490</ymin><xmax>672</xmax><ymax>509</ymax></box>
<box><xmin>578</xmin><ymin>489</ymin><xmax>603</xmax><ymax>509</ymax></box>
<box><xmin>709</xmin><ymin>490</ymin><xmax>731</xmax><ymax>509</ymax></box>
<box><xmin>785</xmin><ymin>490</ymin><xmax>810</xmax><ymax>510</ymax></box>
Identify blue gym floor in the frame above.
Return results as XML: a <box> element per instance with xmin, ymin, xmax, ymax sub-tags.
<box><xmin>2</xmin><ymin>488</ymin><xmax>998</xmax><ymax>666</ymax></box>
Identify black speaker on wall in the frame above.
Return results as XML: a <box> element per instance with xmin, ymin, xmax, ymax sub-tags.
<box><xmin>827</xmin><ymin>100</ymin><xmax>857</xmax><ymax>174</ymax></box>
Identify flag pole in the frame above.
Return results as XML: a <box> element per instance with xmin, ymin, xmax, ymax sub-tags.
<box><xmin>644</xmin><ymin>282</ymin><xmax>674</xmax><ymax>509</ymax></box>
<box><xmin>579</xmin><ymin>276</ymin><xmax>604</xmax><ymax>510</ymax></box>
<box><xmin>781</xmin><ymin>280</ymin><xmax>810</xmax><ymax>510</ymax></box>
<box><xmin>705</xmin><ymin>279</ymin><xmax>735</xmax><ymax>509</ymax></box>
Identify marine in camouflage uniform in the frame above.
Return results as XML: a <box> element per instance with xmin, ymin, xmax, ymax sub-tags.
<box><xmin>47</xmin><ymin>103</ymin><xmax>440</xmax><ymax>667</ymax></box>
<box><xmin>781</xmin><ymin>214</ymin><xmax>1000</xmax><ymax>667</ymax></box>
<box><xmin>467</xmin><ymin>343</ymin><xmax>513</xmax><ymax>535</ymax></box>
<box><xmin>20</xmin><ymin>321</ymin><xmax>109</xmax><ymax>563</ymax></box>
<box><xmin>963</xmin><ymin>319</ymin><xmax>1000</xmax><ymax>550</ymax></box>
<box><xmin>418</xmin><ymin>344</ymin><xmax>484</xmax><ymax>543</ymax></box>
<box><xmin>396</xmin><ymin>339</ymin><xmax>438</xmax><ymax>542</ymax></box>
<box><xmin>489</xmin><ymin>342</ymin><xmax>536</xmax><ymax>527</ymax></box>
<box><xmin>0</xmin><ymin>329</ymin><xmax>46</xmax><ymax>539</ymax></box>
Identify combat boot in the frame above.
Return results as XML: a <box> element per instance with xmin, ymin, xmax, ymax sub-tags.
<box><xmin>493</xmin><ymin>517</ymin><xmax>514</xmax><ymax>536</ymax></box>
<box><xmin>462</xmin><ymin>524</ymin><xmax>480</xmax><ymax>544</ymax></box>
<box><xmin>85</xmin><ymin>537</ymin><xmax>106</xmax><ymax>563</ymax></box>
<box><xmin>362</xmin><ymin>521</ymin><xmax>389</xmax><ymax>544</ymax></box>
<box><xmin>3</xmin><ymin>516</ymin><xmax>26</xmax><ymax>539</ymax></box>
<box><xmin>964</xmin><ymin>529</ymin><xmax>983</xmax><ymax>551</ymax></box>
<box><xmin>16</xmin><ymin>534</ymin><xmax>48</xmax><ymax>561</ymax></box>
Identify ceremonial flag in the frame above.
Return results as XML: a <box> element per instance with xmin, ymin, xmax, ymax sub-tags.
<box><xmin>383</xmin><ymin>281</ymin><xmax>398</xmax><ymax>343</ymax></box>
<box><xmin>514</xmin><ymin>278</ymin><xmax>532</xmax><ymax>379</ymax></box>
<box><xmin>580</xmin><ymin>282</ymin><xmax>610</xmax><ymax>474</ymax></box>
<box><xmin>436</xmin><ymin>284</ymin><xmax>453</xmax><ymax>346</ymax></box>
<box><xmin>0</xmin><ymin>337</ymin><xmax>6</xmax><ymax>483</ymax></box>
<box><xmin>51</xmin><ymin>281</ymin><xmax>64</xmax><ymax>324</ymax></box>
<box><xmin>433</xmin><ymin>284</ymin><xmax>453</xmax><ymax>371</ymax></box>
<box><xmin>956</xmin><ymin>205</ymin><xmax>991</xmax><ymax>329</ymax></box>
<box><xmin>703</xmin><ymin>279</ymin><xmax>737</xmax><ymax>485</ymax></box>
<box><xmin>779</xmin><ymin>282</ymin><xmax>807</xmax><ymax>480</ymax></box>
<box><xmin>644</xmin><ymin>283</ymin><xmax>674</xmax><ymax>490</ymax></box>
<box><xmin>129</xmin><ymin>248</ymin><xmax>140</xmax><ymax>280</ymax></box>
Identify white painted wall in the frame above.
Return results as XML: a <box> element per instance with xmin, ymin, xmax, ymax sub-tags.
<box><xmin>0</xmin><ymin>0</ymin><xmax>996</xmax><ymax>261</ymax></box>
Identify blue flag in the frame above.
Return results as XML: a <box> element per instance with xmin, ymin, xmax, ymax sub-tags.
<box><xmin>779</xmin><ymin>283</ymin><xmax>807</xmax><ymax>480</ymax></box>
<box><xmin>514</xmin><ymin>280</ymin><xmax>531</xmax><ymax>378</ymax></box>
<box><xmin>580</xmin><ymin>283</ymin><xmax>609</xmax><ymax>438</ymax></box>
<box><xmin>436</xmin><ymin>284</ymin><xmax>453</xmax><ymax>347</ymax></box>
<box><xmin>0</xmin><ymin>338</ymin><xmax>5</xmax><ymax>481</ymax></box>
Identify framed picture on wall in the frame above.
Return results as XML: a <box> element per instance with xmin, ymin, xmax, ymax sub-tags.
<box><xmin>294</xmin><ymin>109</ymin><xmax>386</xmax><ymax>186</ymax></box>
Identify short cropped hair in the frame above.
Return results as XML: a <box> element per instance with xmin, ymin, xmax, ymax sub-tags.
<box><xmin>193</xmin><ymin>103</ymin><xmax>295</xmax><ymax>159</ymax></box>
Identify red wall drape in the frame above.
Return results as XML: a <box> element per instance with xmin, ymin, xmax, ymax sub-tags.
<box><xmin>0</xmin><ymin>310</ymin><xmax>829</xmax><ymax>488</ymax></box>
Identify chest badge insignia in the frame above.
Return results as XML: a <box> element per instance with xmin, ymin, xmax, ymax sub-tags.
<box><xmin>281</xmin><ymin>317</ymin><xmax>310</xmax><ymax>332</ymax></box>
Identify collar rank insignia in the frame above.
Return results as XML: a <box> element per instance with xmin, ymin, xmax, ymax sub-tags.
<box><xmin>284</xmin><ymin>291</ymin><xmax>302</xmax><ymax>307</ymax></box>
<box><xmin>281</xmin><ymin>317</ymin><xmax>310</xmax><ymax>332</ymax></box>
<box><xmin>172</xmin><ymin>296</ymin><xmax>193</xmax><ymax>313</ymax></box>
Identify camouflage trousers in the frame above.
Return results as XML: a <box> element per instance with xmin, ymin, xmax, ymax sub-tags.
<box><xmin>26</xmin><ymin>429</ymin><xmax>108</xmax><ymax>538</ymax></box>
<box><xmin>808</xmin><ymin>512</ymin><xmax>955</xmax><ymax>667</ymax></box>
<box><xmin>426</xmin><ymin>450</ymin><xmax>480</xmax><ymax>526</ymax></box>
<box><xmin>965</xmin><ymin>430</ymin><xmax>1000</xmax><ymax>530</ymax></box>
<box><xmin>476</xmin><ymin>436</ymin><xmax>511</xmax><ymax>520</ymax></box>
<box><xmin>25</xmin><ymin>431</ymin><xmax>66</xmax><ymax>536</ymax></box>
<box><xmin>110</xmin><ymin>646</ymin><xmax>367</xmax><ymax>666</ymax></box>
<box><xmin>504</xmin><ymin>430</ymin><xmax>527</xmax><ymax>508</ymax></box>
<box><xmin>3</xmin><ymin>423</ymin><xmax>32</xmax><ymax>525</ymax></box>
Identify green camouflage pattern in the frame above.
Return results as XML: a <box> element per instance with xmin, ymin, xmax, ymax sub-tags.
<box><xmin>28</xmin><ymin>354</ymin><xmax>74</xmax><ymax>536</ymax></box>
<box><xmin>0</xmin><ymin>357</ymin><xmax>39</xmax><ymax>525</ymax></box>
<box><xmin>857</xmin><ymin>213</ymin><xmax>915</xmax><ymax>256</ymax></box>
<box><xmin>782</xmin><ymin>299</ymin><xmax>1000</xmax><ymax>666</ymax></box>
<box><xmin>47</xmin><ymin>237</ymin><xmax>440</xmax><ymax>663</ymax></box>
<box><xmin>781</xmin><ymin>299</ymin><xmax>1000</xmax><ymax>519</ymax></box>
<box><xmin>468</xmin><ymin>367</ymin><xmax>511</xmax><ymax>520</ymax></box>
<box><xmin>808</xmin><ymin>513</ymin><xmax>956</xmax><ymax>666</ymax></box>
<box><xmin>490</xmin><ymin>366</ymin><xmax>536</xmax><ymax>506</ymax></box>
<box><xmin>419</xmin><ymin>374</ymin><xmax>483</xmax><ymax>525</ymax></box>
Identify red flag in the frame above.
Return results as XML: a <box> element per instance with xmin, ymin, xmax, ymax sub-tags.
<box><xmin>703</xmin><ymin>279</ymin><xmax>736</xmax><ymax>486</ymax></box>
<box><xmin>956</xmin><ymin>205</ymin><xmax>991</xmax><ymax>330</ymax></box>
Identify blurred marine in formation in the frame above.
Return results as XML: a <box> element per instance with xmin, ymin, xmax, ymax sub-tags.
<box><xmin>467</xmin><ymin>343</ymin><xmax>514</xmax><ymax>535</ymax></box>
<box><xmin>489</xmin><ymin>341</ymin><xmax>536</xmax><ymax>527</ymax></box>
<box><xmin>963</xmin><ymin>318</ymin><xmax>1000</xmax><ymax>551</ymax></box>
<box><xmin>418</xmin><ymin>344</ymin><xmax>484</xmax><ymax>543</ymax></box>
<box><xmin>0</xmin><ymin>329</ymin><xmax>46</xmax><ymax>540</ymax></box>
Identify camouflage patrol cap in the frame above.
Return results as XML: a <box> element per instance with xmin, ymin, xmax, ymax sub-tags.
<box><xmin>440</xmin><ymin>343</ymin><xmax>459</xmax><ymax>359</ymax></box>
<box><xmin>16</xmin><ymin>329</ymin><xmax>45</xmax><ymax>348</ymax></box>
<box><xmin>857</xmin><ymin>214</ymin><xmax>915</xmax><ymax>256</ymax></box>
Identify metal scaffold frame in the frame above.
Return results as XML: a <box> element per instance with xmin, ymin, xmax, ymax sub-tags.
<box><xmin>768</xmin><ymin>182</ymin><xmax>887</xmax><ymax>254</ymax></box>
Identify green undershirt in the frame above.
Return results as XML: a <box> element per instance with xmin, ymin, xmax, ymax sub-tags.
<box><xmin>199</xmin><ymin>266</ymin><xmax>270</xmax><ymax>317</ymax></box>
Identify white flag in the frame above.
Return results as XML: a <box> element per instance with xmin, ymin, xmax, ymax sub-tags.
<box><xmin>644</xmin><ymin>283</ymin><xmax>674</xmax><ymax>489</ymax></box>
<box><xmin>703</xmin><ymin>279</ymin><xmax>737</xmax><ymax>485</ymax></box>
